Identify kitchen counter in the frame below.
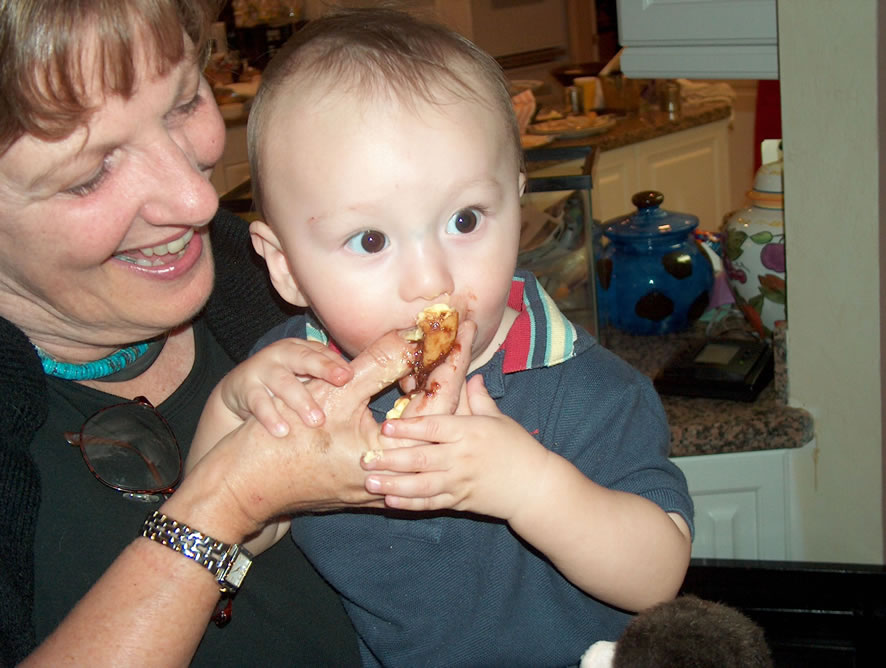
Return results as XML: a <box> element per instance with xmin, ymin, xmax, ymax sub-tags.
<box><xmin>537</xmin><ymin>102</ymin><xmax>732</xmax><ymax>154</ymax></box>
<box><xmin>598</xmin><ymin>324</ymin><xmax>815</xmax><ymax>458</ymax></box>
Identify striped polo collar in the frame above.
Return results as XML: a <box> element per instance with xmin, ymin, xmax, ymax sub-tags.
<box><xmin>500</xmin><ymin>271</ymin><xmax>578</xmax><ymax>373</ymax></box>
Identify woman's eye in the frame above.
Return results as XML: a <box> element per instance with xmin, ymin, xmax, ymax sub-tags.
<box><xmin>345</xmin><ymin>229</ymin><xmax>388</xmax><ymax>254</ymax></box>
<box><xmin>171</xmin><ymin>91</ymin><xmax>203</xmax><ymax>118</ymax></box>
<box><xmin>446</xmin><ymin>207</ymin><xmax>483</xmax><ymax>235</ymax></box>
<box><xmin>64</xmin><ymin>158</ymin><xmax>111</xmax><ymax>197</ymax></box>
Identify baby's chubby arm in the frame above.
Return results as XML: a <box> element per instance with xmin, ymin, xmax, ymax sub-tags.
<box><xmin>187</xmin><ymin>338</ymin><xmax>352</xmax><ymax>553</ymax></box>
<box><xmin>364</xmin><ymin>375</ymin><xmax>692</xmax><ymax>612</ymax></box>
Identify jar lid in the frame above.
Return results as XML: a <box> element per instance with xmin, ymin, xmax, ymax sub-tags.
<box><xmin>747</xmin><ymin>158</ymin><xmax>783</xmax><ymax>208</ymax></box>
<box><xmin>602</xmin><ymin>191</ymin><xmax>699</xmax><ymax>241</ymax></box>
<box><xmin>751</xmin><ymin>158</ymin><xmax>783</xmax><ymax>195</ymax></box>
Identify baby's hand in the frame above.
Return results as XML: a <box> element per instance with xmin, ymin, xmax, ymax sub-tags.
<box><xmin>241</xmin><ymin>517</ymin><xmax>293</xmax><ymax>556</ymax></box>
<box><xmin>363</xmin><ymin>374</ymin><xmax>549</xmax><ymax>520</ymax></box>
<box><xmin>220</xmin><ymin>338</ymin><xmax>352</xmax><ymax>436</ymax></box>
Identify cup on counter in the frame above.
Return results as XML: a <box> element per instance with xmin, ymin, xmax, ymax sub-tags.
<box><xmin>574</xmin><ymin>76</ymin><xmax>599</xmax><ymax>113</ymax></box>
<box><xmin>564</xmin><ymin>85</ymin><xmax>583</xmax><ymax>115</ymax></box>
<box><xmin>659</xmin><ymin>80</ymin><xmax>682</xmax><ymax>120</ymax></box>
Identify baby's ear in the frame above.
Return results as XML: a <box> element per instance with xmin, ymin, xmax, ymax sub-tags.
<box><xmin>249</xmin><ymin>220</ymin><xmax>309</xmax><ymax>307</ymax></box>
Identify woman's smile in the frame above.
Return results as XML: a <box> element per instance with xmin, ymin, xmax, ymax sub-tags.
<box><xmin>114</xmin><ymin>227</ymin><xmax>196</xmax><ymax>266</ymax></box>
<box><xmin>110</xmin><ymin>226</ymin><xmax>207</xmax><ymax>282</ymax></box>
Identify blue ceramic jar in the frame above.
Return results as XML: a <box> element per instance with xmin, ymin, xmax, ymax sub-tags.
<box><xmin>596</xmin><ymin>191</ymin><xmax>713</xmax><ymax>335</ymax></box>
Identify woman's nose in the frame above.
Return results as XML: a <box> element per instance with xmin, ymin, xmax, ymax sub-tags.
<box><xmin>137</xmin><ymin>135</ymin><xmax>220</xmax><ymax>225</ymax></box>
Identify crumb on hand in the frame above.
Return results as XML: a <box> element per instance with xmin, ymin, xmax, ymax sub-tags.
<box><xmin>362</xmin><ymin>449</ymin><xmax>383</xmax><ymax>463</ymax></box>
<box><xmin>385</xmin><ymin>396</ymin><xmax>410</xmax><ymax>420</ymax></box>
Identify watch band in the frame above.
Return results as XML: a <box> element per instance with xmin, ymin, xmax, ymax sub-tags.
<box><xmin>141</xmin><ymin>510</ymin><xmax>253</xmax><ymax>594</ymax></box>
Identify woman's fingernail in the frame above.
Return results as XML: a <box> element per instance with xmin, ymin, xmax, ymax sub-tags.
<box><xmin>308</xmin><ymin>409</ymin><xmax>324</xmax><ymax>425</ymax></box>
<box><xmin>366</xmin><ymin>477</ymin><xmax>382</xmax><ymax>493</ymax></box>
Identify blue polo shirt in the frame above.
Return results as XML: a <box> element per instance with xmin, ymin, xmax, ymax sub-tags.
<box><xmin>254</xmin><ymin>271</ymin><xmax>694</xmax><ymax>668</ymax></box>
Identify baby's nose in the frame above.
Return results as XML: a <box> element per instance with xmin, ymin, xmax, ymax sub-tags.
<box><xmin>399</xmin><ymin>248</ymin><xmax>455</xmax><ymax>303</ymax></box>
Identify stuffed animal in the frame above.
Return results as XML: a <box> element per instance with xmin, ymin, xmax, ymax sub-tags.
<box><xmin>580</xmin><ymin>595</ymin><xmax>773</xmax><ymax>668</ymax></box>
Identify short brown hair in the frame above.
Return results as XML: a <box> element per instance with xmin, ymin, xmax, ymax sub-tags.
<box><xmin>247</xmin><ymin>5</ymin><xmax>522</xmax><ymax>218</ymax></box>
<box><xmin>0</xmin><ymin>0</ymin><xmax>221</xmax><ymax>155</ymax></box>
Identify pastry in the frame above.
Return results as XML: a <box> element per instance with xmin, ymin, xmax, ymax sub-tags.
<box><xmin>385</xmin><ymin>303</ymin><xmax>459</xmax><ymax>419</ymax></box>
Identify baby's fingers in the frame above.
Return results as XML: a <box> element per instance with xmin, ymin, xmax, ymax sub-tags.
<box><xmin>361</xmin><ymin>439</ymin><xmax>449</xmax><ymax>474</ymax></box>
<box><xmin>244</xmin><ymin>386</ymin><xmax>291</xmax><ymax>437</ymax></box>
<box><xmin>266</xmin><ymin>374</ymin><xmax>327</xmax><ymax>428</ymax></box>
<box><xmin>380</xmin><ymin>415</ymin><xmax>452</xmax><ymax>445</ymax></box>
<box><xmin>365</xmin><ymin>471</ymin><xmax>458</xmax><ymax>511</ymax></box>
<box><xmin>272</xmin><ymin>338</ymin><xmax>352</xmax><ymax>386</ymax></box>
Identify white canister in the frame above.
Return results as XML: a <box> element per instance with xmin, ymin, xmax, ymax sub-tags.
<box><xmin>723</xmin><ymin>159</ymin><xmax>786</xmax><ymax>337</ymax></box>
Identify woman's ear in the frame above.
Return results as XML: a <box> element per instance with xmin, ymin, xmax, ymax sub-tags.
<box><xmin>249</xmin><ymin>220</ymin><xmax>309</xmax><ymax>307</ymax></box>
<box><xmin>519</xmin><ymin>171</ymin><xmax>527</xmax><ymax>197</ymax></box>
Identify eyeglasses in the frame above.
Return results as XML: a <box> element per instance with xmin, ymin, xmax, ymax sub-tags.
<box><xmin>64</xmin><ymin>396</ymin><xmax>234</xmax><ymax>627</ymax></box>
<box><xmin>65</xmin><ymin>396</ymin><xmax>181</xmax><ymax>503</ymax></box>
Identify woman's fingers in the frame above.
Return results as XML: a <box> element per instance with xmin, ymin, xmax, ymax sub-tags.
<box><xmin>309</xmin><ymin>330</ymin><xmax>415</xmax><ymax>414</ymax></box>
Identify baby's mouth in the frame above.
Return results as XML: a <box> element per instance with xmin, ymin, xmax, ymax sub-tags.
<box><xmin>114</xmin><ymin>228</ymin><xmax>195</xmax><ymax>267</ymax></box>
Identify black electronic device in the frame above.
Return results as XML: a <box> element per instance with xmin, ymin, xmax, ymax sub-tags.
<box><xmin>653</xmin><ymin>337</ymin><xmax>774</xmax><ymax>402</ymax></box>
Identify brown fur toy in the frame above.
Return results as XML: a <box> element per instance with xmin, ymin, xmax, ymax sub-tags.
<box><xmin>612</xmin><ymin>595</ymin><xmax>773</xmax><ymax>668</ymax></box>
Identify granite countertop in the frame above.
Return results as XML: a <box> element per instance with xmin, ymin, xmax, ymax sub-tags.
<box><xmin>597</xmin><ymin>324</ymin><xmax>815</xmax><ymax>458</ymax></box>
<box><xmin>539</xmin><ymin>102</ymin><xmax>732</xmax><ymax>154</ymax></box>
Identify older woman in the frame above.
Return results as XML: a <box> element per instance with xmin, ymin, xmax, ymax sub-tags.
<box><xmin>0</xmin><ymin>1</ymin><xmax>423</xmax><ymax>665</ymax></box>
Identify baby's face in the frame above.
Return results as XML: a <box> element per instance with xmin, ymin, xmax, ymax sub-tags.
<box><xmin>258</xmin><ymin>81</ymin><xmax>524</xmax><ymax>365</ymax></box>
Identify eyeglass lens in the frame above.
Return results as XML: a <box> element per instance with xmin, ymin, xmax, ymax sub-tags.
<box><xmin>71</xmin><ymin>399</ymin><xmax>181</xmax><ymax>494</ymax></box>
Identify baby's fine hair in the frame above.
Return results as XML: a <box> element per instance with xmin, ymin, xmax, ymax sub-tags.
<box><xmin>247</xmin><ymin>5</ymin><xmax>522</xmax><ymax>217</ymax></box>
<box><xmin>613</xmin><ymin>595</ymin><xmax>773</xmax><ymax>667</ymax></box>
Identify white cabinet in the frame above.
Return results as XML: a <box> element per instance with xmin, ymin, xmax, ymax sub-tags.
<box><xmin>616</xmin><ymin>0</ymin><xmax>778</xmax><ymax>79</ymax></box>
<box><xmin>672</xmin><ymin>448</ymin><xmax>798</xmax><ymax>560</ymax></box>
<box><xmin>594</xmin><ymin>119</ymin><xmax>731</xmax><ymax>231</ymax></box>
<box><xmin>211</xmin><ymin>123</ymin><xmax>251</xmax><ymax>196</ymax></box>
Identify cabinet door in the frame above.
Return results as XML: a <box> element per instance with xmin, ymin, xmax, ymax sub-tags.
<box><xmin>618</xmin><ymin>0</ymin><xmax>776</xmax><ymax>44</ymax></box>
<box><xmin>213</xmin><ymin>124</ymin><xmax>250</xmax><ymax>196</ymax></box>
<box><xmin>634</xmin><ymin>119</ymin><xmax>731</xmax><ymax>231</ymax></box>
<box><xmin>672</xmin><ymin>449</ymin><xmax>790</xmax><ymax>560</ymax></box>
<box><xmin>617</xmin><ymin>0</ymin><xmax>778</xmax><ymax>79</ymax></box>
<box><xmin>593</xmin><ymin>144</ymin><xmax>636</xmax><ymax>223</ymax></box>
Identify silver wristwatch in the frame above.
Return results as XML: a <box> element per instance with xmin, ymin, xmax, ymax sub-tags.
<box><xmin>141</xmin><ymin>510</ymin><xmax>253</xmax><ymax>594</ymax></box>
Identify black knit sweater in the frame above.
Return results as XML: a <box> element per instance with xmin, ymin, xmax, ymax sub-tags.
<box><xmin>0</xmin><ymin>209</ymin><xmax>295</xmax><ymax>666</ymax></box>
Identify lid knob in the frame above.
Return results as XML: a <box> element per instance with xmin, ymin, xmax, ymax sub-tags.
<box><xmin>631</xmin><ymin>190</ymin><xmax>664</xmax><ymax>209</ymax></box>
<box><xmin>631</xmin><ymin>190</ymin><xmax>665</xmax><ymax>210</ymax></box>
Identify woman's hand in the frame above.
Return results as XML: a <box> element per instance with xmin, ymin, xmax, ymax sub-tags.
<box><xmin>165</xmin><ymin>329</ymin><xmax>417</xmax><ymax>544</ymax></box>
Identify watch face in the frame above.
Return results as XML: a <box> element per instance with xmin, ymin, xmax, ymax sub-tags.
<box><xmin>226</xmin><ymin>551</ymin><xmax>253</xmax><ymax>588</ymax></box>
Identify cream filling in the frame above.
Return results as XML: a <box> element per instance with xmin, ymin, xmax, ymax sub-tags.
<box><xmin>115</xmin><ymin>228</ymin><xmax>195</xmax><ymax>267</ymax></box>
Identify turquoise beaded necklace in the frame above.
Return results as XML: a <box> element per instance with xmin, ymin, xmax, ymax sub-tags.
<box><xmin>34</xmin><ymin>335</ymin><xmax>167</xmax><ymax>382</ymax></box>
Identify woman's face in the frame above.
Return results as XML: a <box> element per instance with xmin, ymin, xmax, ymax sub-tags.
<box><xmin>0</xmin><ymin>37</ymin><xmax>224</xmax><ymax>357</ymax></box>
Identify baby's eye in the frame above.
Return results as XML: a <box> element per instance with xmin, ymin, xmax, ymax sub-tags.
<box><xmin>345</xmin><ymin>229</ymin><xmax>388</xmax><ymax>254</ymax></box>
<box><xmin>446</xmin><ymin>207</ymin><xmax>483</xmax><ymax>235</ymax></box>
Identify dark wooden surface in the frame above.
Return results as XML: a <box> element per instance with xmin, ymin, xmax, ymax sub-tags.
<box><xmin>680</xmin><ymin>559</ymin><xmax>886</xmax><ymax>667</ymax></box>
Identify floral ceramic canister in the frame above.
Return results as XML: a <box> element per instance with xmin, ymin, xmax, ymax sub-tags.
<box><xmin>723</xmin><ymin>158</ymin><xmax>786</xmax><ymax>337</ymax></box>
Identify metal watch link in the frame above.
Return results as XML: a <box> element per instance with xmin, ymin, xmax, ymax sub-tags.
<box><xmin>141</xmin><ymin>510</ymin><xmax>253</xmax><ymax>594</ymax></box>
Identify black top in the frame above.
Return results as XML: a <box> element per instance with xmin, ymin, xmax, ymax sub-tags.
<box><xmin>0</xmin><ymin>209</ymin><xmax>360</xmax><ymax>667</ymax></box>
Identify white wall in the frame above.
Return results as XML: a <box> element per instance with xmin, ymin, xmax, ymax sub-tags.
<box><xmin>779</xmin><ymin>0</ymin><xmax>884</xmax><ymax>564</ymax></box>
